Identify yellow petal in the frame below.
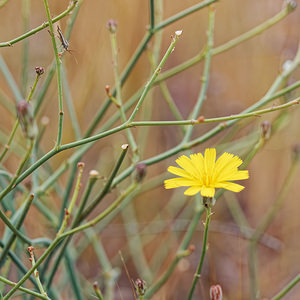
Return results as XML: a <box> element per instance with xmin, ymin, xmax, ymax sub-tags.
<box><xmin>184</xmin><ymin>186</ymin><xmax>201</xmax><ymax>196</ymax></box>
<box><xmin>214</xmin><ymin>153</ymin><xmax>244</xmax><ymax>181</ymax></box>
<box><xmin>200</xmin><ymin>186</ymin><xmax>215</xmax><ymax>197</ymax></box>
<box><xmin>215</xmin><ymin>182</ymin><xmax>245</xmax><ymax>192</ymax></box>
<box><xmin>176</xmin><ymin>155</ymin><xmax>200</xmax><ymax>178</ymax></box>
<box><xmin>204</xmin><ymin>148</ymin><xmax>216</xmax><ymax>177</ymax></box>
<box><xmin>167</xmin><ymin>166</ymin><xmax>194</xmax><ymax>179</ymax></box>
<box><xmin>164</xmin><ymin>178</ymin><xmax>199</xmax><ymax>189</ymax></box>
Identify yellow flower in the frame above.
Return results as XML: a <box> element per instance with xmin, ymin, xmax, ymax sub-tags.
<box><xmin>164</xmin><ymin>148</ymin><xmax>249</xmax><ymax>198</ymax></box>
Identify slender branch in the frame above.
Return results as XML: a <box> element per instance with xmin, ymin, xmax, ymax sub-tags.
<box><xmin>0</xmin><ymin>0</ymin><xmax>78</xmax><ymax>47</ymax></box>
<box><xmin>42</xmin><ymin>0</ymin><xmax>64</xmax><ymax>148</ymax></box>
<box><xmin>271</xmin><ymin>273</ymin><xmax>300</xmax><ymax>300</ymax></box>
<box><xmin>0</xmin><ymin>275</ymin><xmax>49</xmax><ymax>299</ymax></box>
<box><xmin>154</xmin><ymin>0</ymin><xmax>219</xmax><ymax>31</ymax></box>
<box><xmin>187</xmin><ymin>206</ymin><xmax>211</xmax><ymax>300</ymax></box>
<box><xmin>155</xmin><ymin>1</ymin><xmax>295</xmax><ymax>83</ymax></box>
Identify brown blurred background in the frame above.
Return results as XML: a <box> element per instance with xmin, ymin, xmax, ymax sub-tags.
<box><xmin>0</xmin><ymin>0</ymin><xmax>300</xmax><ymax>299</ymax></box>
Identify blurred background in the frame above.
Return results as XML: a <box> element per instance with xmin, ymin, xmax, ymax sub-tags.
<box><xmin>0</xmin><ymin>0</ymin><xmax>300</xmax><ymax>299</ymax></box>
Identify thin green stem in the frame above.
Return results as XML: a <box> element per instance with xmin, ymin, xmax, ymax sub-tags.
<box><xmin>0</xmin><ymin>71</ymin><xmax>41</xmax><ymax>163</ymax></box>
<box><xmin>44</xmin><ymin>172</ymin><xmax>99</xmax><ymax>289</ymax></box>
<box><xmin>128</xmin><ymin>30</ymin><xmax>182</xmax><ymax>122</ymax></box>
<box><xmin>0</xmin><ymin>139</ymin><xmax>34</xmax><ymax>202</ymax></box>
<box><xmin>109</xmin><ymin>26</ymin><xmax>138</xmax><ymax>159</ymax></box>
<box><xmin>0</xmin><ymin>193</ymin><xmax>34</xmax><ymax>266</ymax></box>
<box><xmin>149</xmin><ymin>0</ymin><xmax>155</xmax><ymax>30</ymax></box>
<box><xmin>0</xmin><ymin>276</ymin><xmax>48</xmax><ymax>299</ymax></box>
<box><xmin>154</xmin><ymin>0</ymin><xmax>219</xmax><ymax>32</ymax></box>
<box><xmin>183</xmin><ymin>6</ymin><xmax>214</xmax><ymax>142</ymax></box>
<box><xmin>42</xmin><ymin>0</ymin><xmax>64</xmax><ymax>148</ymax></box>
<box><xmin>78</xmin><ymin>144</ymin><xmax>129</xmax><ymax>222</ymax></box>
<box><xmin>0</xmin><ymin>1</ymin><xmax>78</xmax><ymax>47</ymax></box>
<box><xmin>187</xmin><ymin>206</ymin><xmax>211</xmax><ymax>300</ymax></box>
<box><xmin>144</xmin><ymin>197</ymin><xmax>204</xmax><ymax>299</ymax></box>
<box><xmin>21</xmin><ymin>0</ymin><xmax>30</xmax><ymax>96</ymax></box>
<box><xmin>128</xmin><ymin>97</ymin><xmax>299</xmax><ymax>127</ymax></box>
<box><xmin>271</xmin><ymin>273</ymin><xmax>300</xmax><ymax>300</ymax></box>
<box><xmin>57</xmin><ymin>163</ymin><xmax>84</xmax><ymax>235</ymax></box>
<box><xmin>0</xmin><ymin>54</ymin><xmax>23</xmax><ymax>102</ymax></box>
<box><xmin>155</xmin><ymin>2</ymin><xmax>295</xmax><ymax>83</ymax></box>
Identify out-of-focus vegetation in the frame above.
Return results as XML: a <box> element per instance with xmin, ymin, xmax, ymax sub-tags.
<box><xmin>0</xmin><ymin>0</ymin><xmax>300</xmax><ymax>299</ymax></box>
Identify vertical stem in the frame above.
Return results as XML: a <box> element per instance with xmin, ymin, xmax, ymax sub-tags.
<box><xmin>42</xmin><ymin>0</ymin><xmax>64</xmax><ymax>148</ymax></box>
<box><xmin>187</xmin><ymin>206</ymin><xmax>211</xmax><ymax>300</ymax></box>
<box><xmin>183</xmin><ymin>6</ymin><xmax>215</xmax><ymax>143</ymax></box>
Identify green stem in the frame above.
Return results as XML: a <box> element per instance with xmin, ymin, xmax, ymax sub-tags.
<box><xmin>155</xmin><ymin>2</ymin><xmax>295</xmax><ymax>83</ymax></box>
<box><xmin>78</xmin><ymin>144</ymin><xmax>129</xmax><ymax>222</ymax></box>
<box><xmin>42</xmin><ymin>0</ymin><xmax>64</xmax><ymax>148</ymax></box>
<box><xmin>0</xmin><ymin>276</ymin><xmax>49</xmax><ymax>299</ymax></box>
<box><xmin>0</xmin><ymin>54</ymin><xmax>23</xmax><ymax>102</ymax></box>
<box><xmin>0</xmin><ymin>139</ymin><xmax>34</xmax><ymax>202</ymax></box>
<box><xmin>57</xmin><ymin>163</ymin><xmax>84</xmax><ymax>236</ymax></box>
<box><xmin>45</xmin><ymin>172</ymin><xmax>99</xmax><ymax>290</ymax></box>
<box><xmin>0</xmin><ymin>1</ymin><xmax>78</xmax><ymax>47</ymax></box>
<box><xmin>187</xmin><ymin>206</ymin><xmax>211</xmax><ymax>300</ymax></box>
<box><xmin>154</xmin><ymin>0</ymin><xmax>219</xmax><ymax>31</ymax></box>
<box><xmin>185</xmin><ymin>6</ymin><xmax>214</xmax><ymax>143</ymax></box>
<box><xmin>109</xmin><ymin>26</ymin><xmax>138</xmax><ymax>159</ymax></box>
<box><xmin>0</xmin><ymin>193</ymin><xmax>34</xmax><ymax>266</ymax></box>
<box><xmin>271</xmin><ymin>273</ymin><xmax>300</xmax><ymax>300</ymax></box>
<box><xmin>144</xmin><ymin>197</ymin><xmax>204</xmax><ymax>299</ymax></box>
<box><xmin>0</xmin><ymin>72</ymin><xmax>41</xmax><ymax>163</ymax></box>
<box><xmin>21</xmin><ymin>0</ymin><xmax>30</xmax><ymax>95</ymax></box>
<box><xmin>128</xmin><ymin>30</ymin><xmax>182</xmax><ymax>122</ymax></box>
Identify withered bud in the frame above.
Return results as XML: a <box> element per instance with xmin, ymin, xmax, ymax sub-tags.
<box><xmin>35</xmin><ymin>66</ymin><xmax>44</xmax><ymax>76</ymax></box>
<box><xmin>188</xmin><ymin>244</ymin><xmax>195</xmax><ymax>252</ymax></box>
<box><xmin>210</xmin><ymin>284</ymin><xmax>223</xmax><ymax>300</ymax></box>
<box><xmin>77</xmin><ymin>162</ymin><xmax>85</xmax><ymax>168</ymax></box>
<box><xmin>134</xmin><ymin>278</ymin><xmax>146</xmax><ymax>296</ymax></box>
<box><xmin>261</xmin><ymin>121</ymin><xmax>271</xmax><ymax>139</ymax></box>
<box><xmin>107</xmin><ymin>19</ymin><xmax>118</xmax><ymax>33</ymax></box>
<box><xmin>89</xmin><ymin>170</ymin><xmax>99</xmax><ymax>178</ymax></box>
<box><xmin>27</xmin><ymin>246</ymin><xmax>34</xmax><ymax>253</ymax></box>
<box><xmin>105</xmin><ymin>85</ymin><xmax>111</xmax><ymax>96</ymax></box>
<box><xmin>292</xmin><ymin>144</ymin><xmax>300</xmax><ymax>160</ymax></box>
<box><xmin>135</xmin><ymin>163</ymin><xmax>147</xmax><ymax>182</ymax></box>
<box><xmin>16</xmin><ymin>100</ymin><xmax>38</xmax><ymax>139</ymax></box>
<box><xmin>284</xmin><ymin>0</ymin><xmax>297</xmax><ymax>12</ymax></box>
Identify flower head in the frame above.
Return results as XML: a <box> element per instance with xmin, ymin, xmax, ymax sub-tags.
<box><xmin>164</xmin><ymin>148</ymin><xmax>249</xmax><ymax>198</ymax></box>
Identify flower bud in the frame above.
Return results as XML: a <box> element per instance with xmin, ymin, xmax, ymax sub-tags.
<box><xmin>134</xmin><ymin>163</ymin><xmax>147</xmax><ymax>182</ymax></box>
<box><xmin>292</xmin><ymin>144</ymin><xmax>300</xmax><ymax>161</ymax></box>
<box><xmin>16</xmin><ymin>100</ymin><xmax>38</xmax><ymax>139</ymax></box>
<box><xmin>107</xmin><ymin>19</ymin><xmax>118</xmax><ymax>33</ymax></box>
<box><xmin>284</xmin><ymin>0</ymin><xmax>297</xmax><ymax>12</ymax></box>
<box><xmin>35</xmin><ymin>66</ymin><xmax>44</xmax><ymax>76</ymax></box>
<box><xmin>210</xmin><ymin>284</ymin><xmax>222</xmax><ymax>300</ymax></box>
<box><xmin>260</xmin><ymin>121</ymin><xmax>271</xmax><ymax>139</ymax></box>
<box><xmin>134</xmin><ymin>278</ymin><xmax>146</xmax><ymax>296</ymax></box>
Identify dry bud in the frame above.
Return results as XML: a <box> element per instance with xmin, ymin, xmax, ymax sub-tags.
<box><xmin>107</xmin><ymin>19</ymin><xmax>118</xmax><ymax>33</ymax></box>
<box><xmin>261</xmin><ymin>121</ymin><xmax>271</xmax><ymax>139</ymax></box>
<box><xmin>210</xmin><ymin>284</ymin><xmax>223</xmax><ymax>300</ymax></box>
<box><xmin>134</xmin><ymin>278</ymin><xmax>146</xmax><ymax>296</ymax></box>
<box><xmin>292</xmin><ymin>144</ymin><xmax>300</xmax><ymax>160</ymax></box>
<box><xmin>134</xmin><ymin>163</ymin><xmax>147</xmax><ymax>182</ymax></box>
<box><xmin>35</xmin><ymin>66</ymin><xmax>44</xmax><ymax>76</ymax></box>
<box><xmin>16</xmin><ymin>100</ymin><xmax>38</xmax><ymax>139</ymax></box>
